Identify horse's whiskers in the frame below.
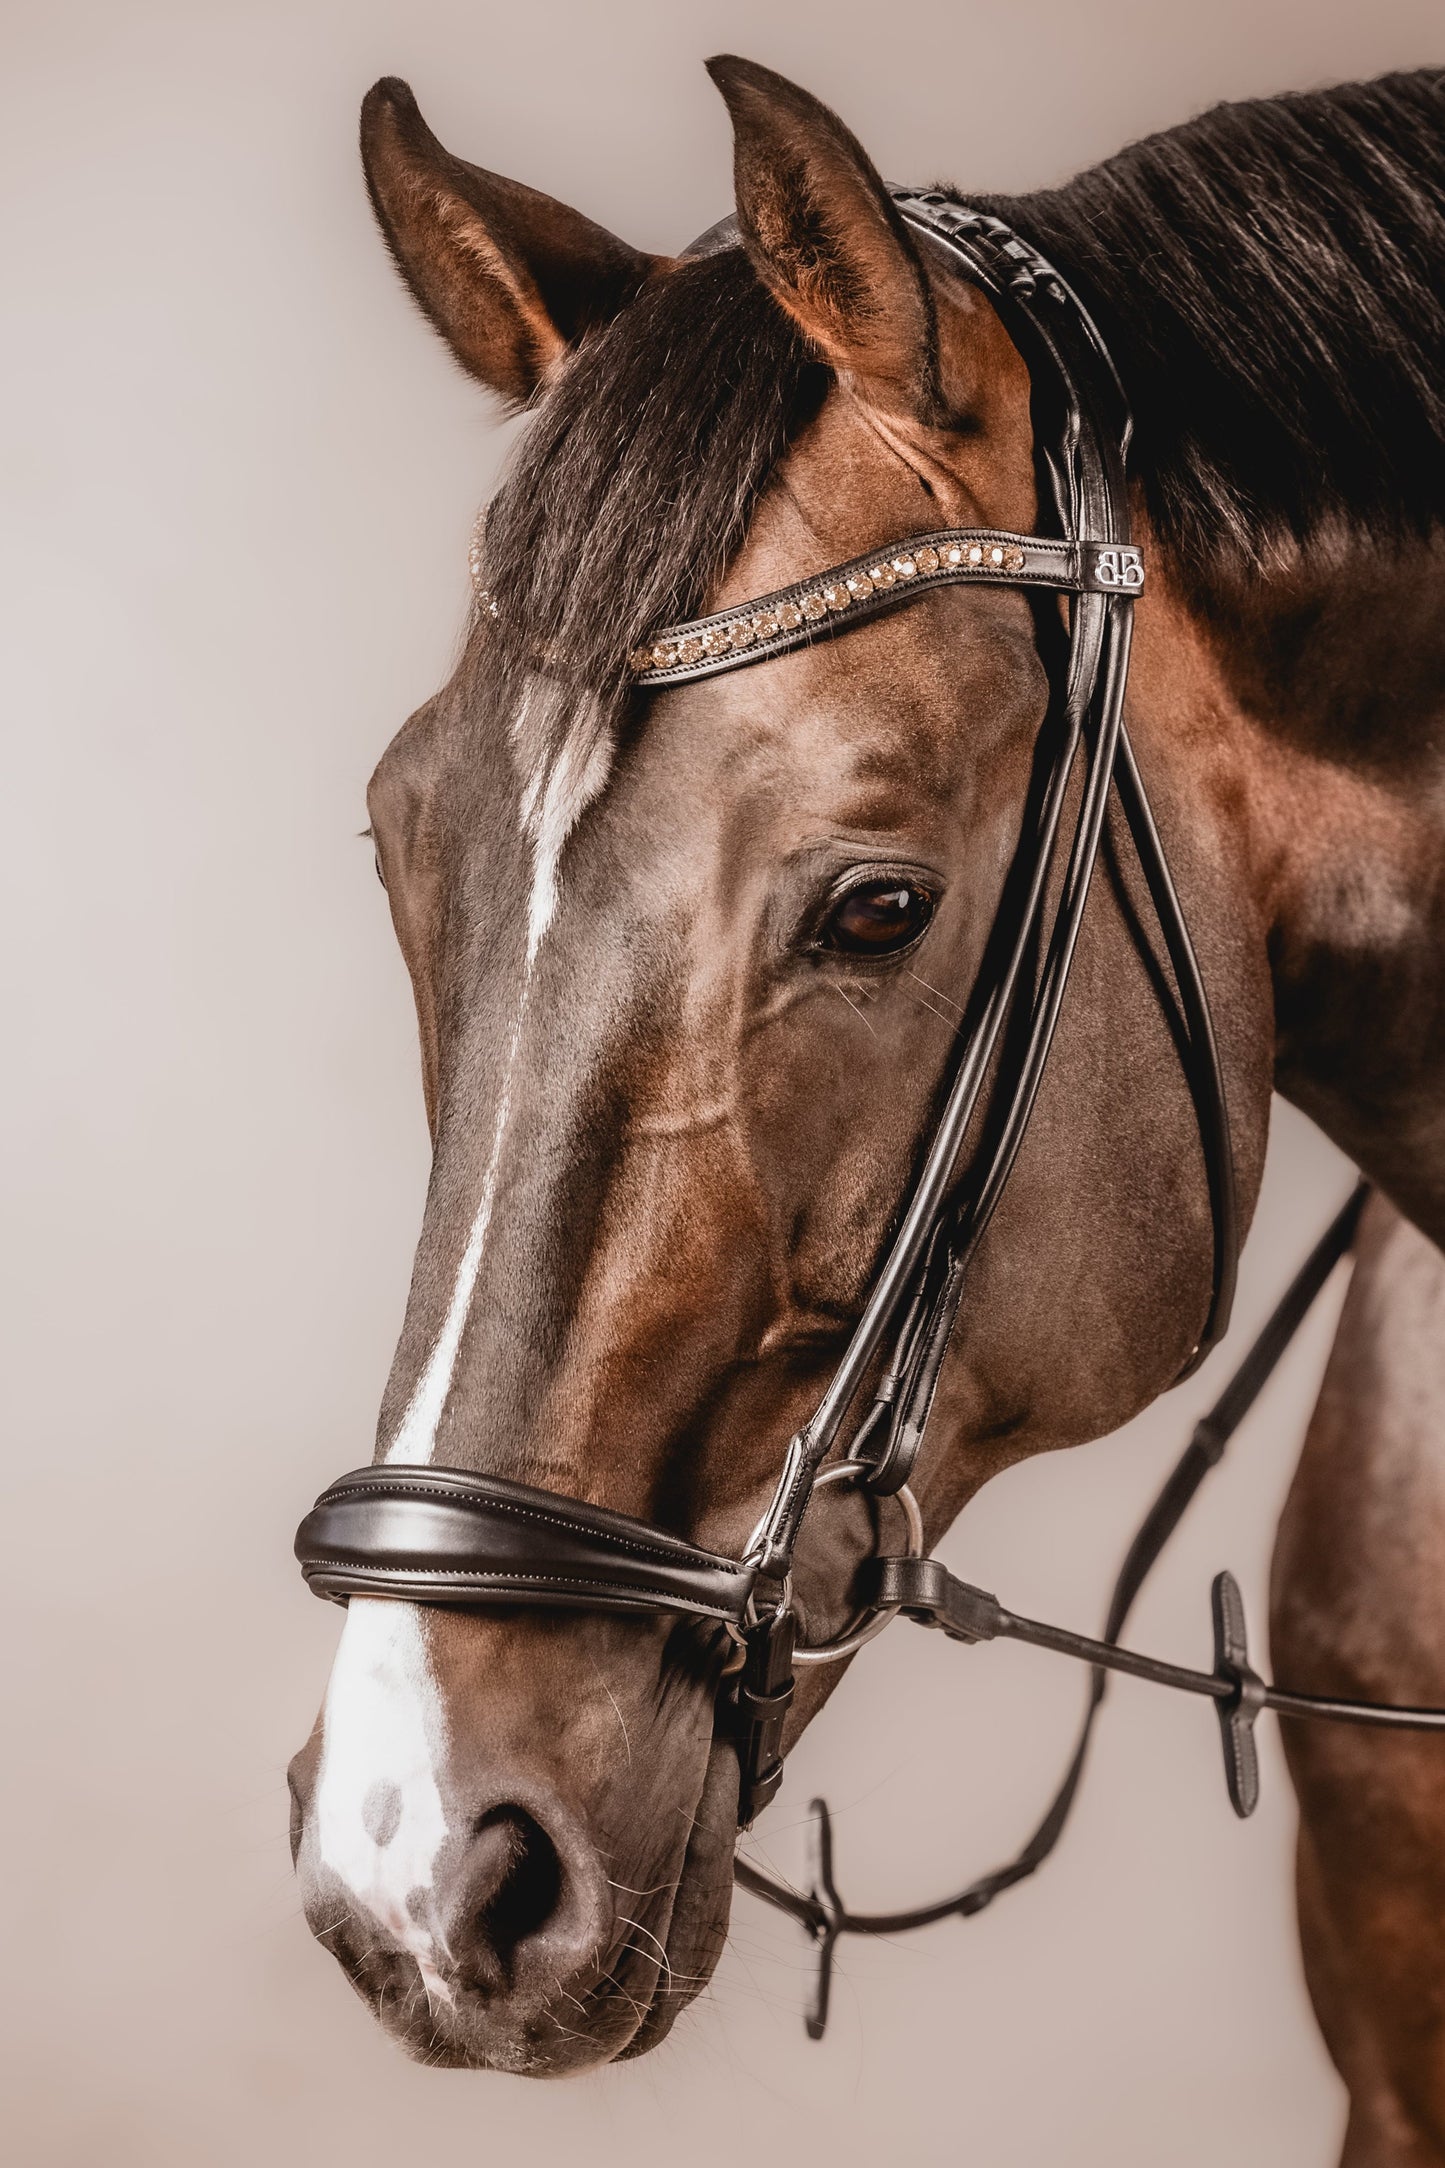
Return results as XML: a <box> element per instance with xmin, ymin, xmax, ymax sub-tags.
<box><xmin>830</xmin><ymin>983</ymin><xmax>878</xmax><ymax>1038</ymax></box>
<box><xmin>902</xmin><ymin>986</ymin><xmax>958</xmax><ymax>1031</ymax></box>
<box><xmin>606</xmin><ymin>1876</ymin><xmax>674</xmax><ymax>1900</ymax></box>
<box><xmin>905</xmin><ymin>964</ymin><xmax>965</xmax><ymax>1016</ymax></box>
<box><xmin>616</xmin><ymin>1915</ymin><xmax>673</xmax><ymax>1994</ymax></box>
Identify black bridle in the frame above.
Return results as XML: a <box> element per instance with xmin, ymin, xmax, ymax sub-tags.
<box><xmin>296</xmin><ymin>201</ymin><xmax>1445</xmax><ymax>2037</ymax></box>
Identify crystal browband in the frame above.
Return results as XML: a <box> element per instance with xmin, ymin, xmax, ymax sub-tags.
<box><xmin>618</xmin><ymin>532</ymin><xmax>1145</xmax><ymax>688</ymax></box>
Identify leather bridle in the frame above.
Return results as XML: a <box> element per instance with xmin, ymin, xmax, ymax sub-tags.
<box><xmin>296</xmin><ymin>201</ymin><xmax>1445</xmax><ymax>2037</ymax></box>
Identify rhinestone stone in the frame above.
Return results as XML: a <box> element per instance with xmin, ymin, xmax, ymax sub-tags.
<box><xmin>915</xmin><ymin>545</ymin><xmax>940</xmax><ymax>575</ymax></box>
<box><xmin>754</xmin><ymin>611</ymin><xmax>779</xmax><ymax>637</ymax></box>
<box><xmin>701</xmin><ymin>627</ymin><xmax>729</xmax><ymax>656</ymax></box>
<box><xmin>628</xmin><ymin>646</ymin><xmax>653</xmax><ymax>672</ymax></box>
<box><xmin>845</xmin><ymin>574</ymin><xmax>871</xmax><ymax>600</ymax></box>
<box><xmin>729</xmin><ymin>620</ymin><xmax>756</xmax><ymax>648</ymax></box>
<box><xmin>823</xmin><ymin>584</ymin><xmax>852</xmax><ymax>611</ymax></box>
<box><xmin>868</xmin><ymin>563</ymin><xmax>895</xmax><ymax>588</ymax></box>
<box><xmin>801</xmin><ymin>592</ymin><xmax>827</xmax><ymax>620</ymax></box>
<box><xmin>967</xmin><ymin>543</ymin><xmax>985</xmax><ymax>566</ymax></box>
<box><xmin>943</xmin><ymin>544</ymin><xmax>965</xmax><ymax>568</ymax></box>
<box><xmin>988</xmin><ymin>545</ymin><xmax>1006</xmax><ymax>567</ymax></box>
<box><xmin>892</xmin><ymin>555</ymin><xmax>917</xmax><ymax>579</ymax></box>
<box><xmin>679</xmin><ymin>636</ymin><xmax>705</xmax><ymax>664</ymax></box>
<box><xmin>777</xmin><ymin>600</ymin><xmax>804</xmax><ymax>630</ymax></box>
<box><xmin>1004</xmin><ymin>543</ymin><xmax>1027</xmax><ymax>573</ymax></box>
<box><xmin>652</xmin><ymin>643</ymin><xmax>678</xmax><ymax>669</ymax></box>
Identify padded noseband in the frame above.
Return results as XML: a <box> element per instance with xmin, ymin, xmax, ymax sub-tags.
<box><xmin>297</xmin><ymin>1465</ymin><xmax>755</xmax><ymax>1622</ymax></box>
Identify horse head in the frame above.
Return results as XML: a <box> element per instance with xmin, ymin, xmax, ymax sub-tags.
<box><xmin>287</xmin><ymin>57</ymin><xmax>1273</xmax><ymax>2072</ymax></box>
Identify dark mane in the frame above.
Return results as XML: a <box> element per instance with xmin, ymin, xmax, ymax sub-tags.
<box><xmin>989</xmin><ymin>67</ymin><xmax>1445</xmax><ymax>579</ymax></box>
<box><xmin>480</xmin><ymin>65</ymin><xmax>1445</xmax><ymax>764</ymax></box>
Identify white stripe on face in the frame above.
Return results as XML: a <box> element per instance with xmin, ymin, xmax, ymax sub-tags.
<box><xmin>385</xmin><ymin>979</ymin><xmax>533</xmax><ymax>1465</ymax></box>
<box><xmin>519</xmin><ymin>704</ymin><xmax>614</xmax><ymax>967</ymax></box>
<box><xmin>386</xmin><ymin>713</ymin><xmax>615</xmax><ymax>1466</ymax></box>
<box><xmin>311</xmin><ymin>715</ymin><xmax>620</xmax><ymax>1992</ymax></box>
<box><xmin>315</xmin><ymin>1599</ymin><xmax>453</xmax><ymax>1997</ymax></box>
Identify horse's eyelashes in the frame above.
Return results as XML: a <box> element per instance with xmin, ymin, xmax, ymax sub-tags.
<box><xmin>358</xmin><ymin>828</ymin><xmax>388</xmax><ymax>890</ymax></box>
<box><xmin>817</xmin><ymin>878</ymin><xmax>935</xmax><ymax>958</ymax></box>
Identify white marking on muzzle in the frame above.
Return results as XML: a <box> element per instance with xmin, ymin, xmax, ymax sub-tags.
<box><xmin>315</xmin><ymin>1599</ymin><xmax>453</xmax><ymax>1996</ymax></box>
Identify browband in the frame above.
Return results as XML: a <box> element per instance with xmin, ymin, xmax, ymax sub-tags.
<box><xmin>296</xmin><ymin>1464</ymin><xmax>756</xmax><ymax>1622</ymax></box>
<box><xmin>624</xmin><ymin>532</ymin><xmax>1145</xmax><ymax>687</ymax></box>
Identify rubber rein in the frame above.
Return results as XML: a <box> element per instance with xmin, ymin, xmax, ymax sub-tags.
<box><xmin>296</xmin><ymin>199</ymin><xmax>1445</xmax><ymax>2038</ymax></box>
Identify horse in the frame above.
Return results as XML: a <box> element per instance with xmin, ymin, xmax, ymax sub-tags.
<box><xmin>285</xmin><ymin>53</ymin><xmax>1445</xmax><ymax>2155</ymax></box>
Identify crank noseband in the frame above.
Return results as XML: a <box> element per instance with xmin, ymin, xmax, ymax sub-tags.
<box><xmin>297</xmin><ymin>1464</ymin><xmax>755</xmax><ymax>1622</ymax></box>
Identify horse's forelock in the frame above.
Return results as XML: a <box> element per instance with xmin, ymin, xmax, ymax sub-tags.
<box><xmin>472</xmin><ymin>248</ymin><xmax>821</xmax><ymax>806</ymax></box>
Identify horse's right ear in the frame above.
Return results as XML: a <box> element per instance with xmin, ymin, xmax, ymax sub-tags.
<box><xmin>706</xmin><ymin>56</ymin><xmax>941</xmax><ymax>421</ymax></box>
<box><xmin>360</xmin><ymin>79</ymin><xmax>673</xmax><ymax>406</ymax></box>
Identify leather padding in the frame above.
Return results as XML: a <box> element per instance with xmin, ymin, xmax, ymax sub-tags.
<box><xmin>295</xmin><ymin>1463</ymin><xmax>756</xmax><ymax>1622</ymax></box>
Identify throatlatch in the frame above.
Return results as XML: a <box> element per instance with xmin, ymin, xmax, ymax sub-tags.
<box><xmin>295</xmin><ymin>198</ymin><xmax>1445</xmax><ymax>2039</ymax></box>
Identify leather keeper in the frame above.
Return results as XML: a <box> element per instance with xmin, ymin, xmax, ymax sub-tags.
<box><xmin>868</xmin><ymin>1554</ymin><xmax>1004</xmax><ymax>1642</ymax></box>
<box><xmin>733</xmin><ymin>1612</ymin><xmax>797</xmax><ymax>1826</ymax></box>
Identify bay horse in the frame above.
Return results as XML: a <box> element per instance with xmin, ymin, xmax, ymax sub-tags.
<box><xmin>286</xmin><ymin>54</ymin><xmax>1445</xmax><ymax>2157</ymax></box>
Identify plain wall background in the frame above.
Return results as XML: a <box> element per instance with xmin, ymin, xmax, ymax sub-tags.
<box><xmin>4</xmin><ymin>2</ymin><xmax>1441</xmax><ymax>2161</ymax></box>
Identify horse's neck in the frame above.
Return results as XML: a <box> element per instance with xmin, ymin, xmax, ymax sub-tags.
<box><xmin>1143</xmin><ymin>532</ymin><xmax>1445</xmax><ymax>1247</ymax></box>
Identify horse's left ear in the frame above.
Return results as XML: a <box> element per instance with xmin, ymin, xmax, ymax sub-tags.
<box><xmin>361</xmin><ymin>78</ymin><xmax>673</xmax><ymax>406</ymax></box>
<box><xmin>707</xmin><ymin>55</ymin><xmax>945</xmax><ymax>421</ymax></box>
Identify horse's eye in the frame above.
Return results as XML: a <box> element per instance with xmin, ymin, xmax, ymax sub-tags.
<box><xmin>820</xmin><ymin>879</ymin><xmax>935</xmax><ymax>957</ymax></box>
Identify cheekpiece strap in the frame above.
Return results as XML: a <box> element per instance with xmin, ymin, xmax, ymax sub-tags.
<box><xmin>628</xmin><ymin>531</ymin><xmax>1144</xmax><ymax>688</ymax></box>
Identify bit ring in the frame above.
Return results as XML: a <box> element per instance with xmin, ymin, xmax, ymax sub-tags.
<box><xmin>792</xmin><ymin>1463</ymin><xmax>925</xmax><ymax>1666</ymax></box>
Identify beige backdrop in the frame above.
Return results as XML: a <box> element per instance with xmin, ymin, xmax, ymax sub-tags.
<box><xmin>4</xmin><ymin>2</ymin><xmax>1440</xmax><ymax>2161</ymax></box>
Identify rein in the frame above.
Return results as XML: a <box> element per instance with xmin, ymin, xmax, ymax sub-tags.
<box><xmin>295</xmin><ymin>200</ymin><xmax>1445</xmax><ymax>2037</ymax></box>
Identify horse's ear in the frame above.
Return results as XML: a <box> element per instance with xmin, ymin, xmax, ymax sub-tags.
<box><xmin>706</xmin><ymin>56</ymin><xmax>941</xmax><ymax>420</ymax></box>
<box><xmin>360</xmin><ymin>78</ymin><xmax>672</xmax><ymax>406</ymax></box>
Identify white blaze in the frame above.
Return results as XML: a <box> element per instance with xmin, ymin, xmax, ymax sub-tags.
<box><xmin>385</xmin><ymin>981</ymin><xmax>533</xmax><ymax>1464</ymax></box>
<box><xmin>518</xmin><ymin>701</ymin><xmax>614</xmax><ymax>967</ymax></box>
<box><xmin>386</xmin><ymin>704</ymin><xmax>615</xmax><ymax>1466</ymax></box>
<box><xmin>317</xmin><ymin>717</ymin><xmax>619</xmax><ymax>1972</ymax></box>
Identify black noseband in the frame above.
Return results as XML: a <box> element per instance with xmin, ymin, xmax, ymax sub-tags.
<box><xmin>296</xmin><ymin>1465</ymin><xmax>756</xmax><ymax>1623</ymax></box>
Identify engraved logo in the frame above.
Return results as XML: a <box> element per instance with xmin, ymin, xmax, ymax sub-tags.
<box><xmin>1090</xmin><ymin>546</ymin><xmax>1145</xmax><ymax>592</ymax></box>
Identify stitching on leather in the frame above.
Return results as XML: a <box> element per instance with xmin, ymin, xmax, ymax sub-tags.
<box><xmin>301</xmin><ymin>1558</ymin><xmax>742</xmax><ymax>1612</ymax></box>
<box><xmin>316</xmin><ymin>1479</ymin><xmax>747</xmax><ymax>1578</ymax></box>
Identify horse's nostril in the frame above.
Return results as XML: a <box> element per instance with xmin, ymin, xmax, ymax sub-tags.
<box><xmin>465</xmin><ymin>1806</ymin><xmax>564</xmax><ymax>1979</ymax></box>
